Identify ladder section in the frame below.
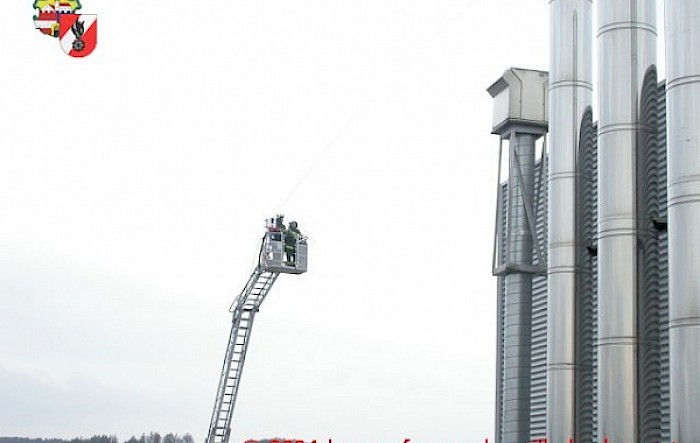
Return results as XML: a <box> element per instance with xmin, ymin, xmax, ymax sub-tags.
<box><xmin>206</xmin><ymin>268</ymin><xmax>279</xmax><ymax>443</ymax></box>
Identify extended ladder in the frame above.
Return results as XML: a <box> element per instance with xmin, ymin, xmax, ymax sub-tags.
<box><xmin>206</xmin><ymin>216</ymin><xmax>308</xmax><ymax>443</ymax></box>
<box><xmin>206</xmin><ymin>267</ymin><xmax>279</xmax><ymax>443</ymax></box>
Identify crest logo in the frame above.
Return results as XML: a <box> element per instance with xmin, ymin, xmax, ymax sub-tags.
<box><xmin>33</xmin><ymin>1</ymin><xmax>97</xmax><ymax>57</ymax></box>
<box><xmin>60</xmin><ymin>14</ymin><xmax>97</xmax><ymax>57</ymax></box>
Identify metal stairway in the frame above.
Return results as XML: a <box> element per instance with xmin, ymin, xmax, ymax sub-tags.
<box><xmin>206</xmin><ymin>267</ymin><xmax>279</xmax><ymax>443</ymax></box>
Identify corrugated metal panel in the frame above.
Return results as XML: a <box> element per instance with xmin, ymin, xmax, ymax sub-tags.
<box><xmin>576</xmin><ymin>110</ymin><xmax>597</xmax><ymax>443</ymax></box>
<box><xmin>495</xmin><ymin>182</ymin><xmax>508</xmax><ymax>443</ymax></box>
<box><xmin>657</xmin><ymin>81</ymin><xmax>670</xmax><ymax>442</ymax></box>
<box><xmin>530</xmin><ymin>156</ymin><xmax>548</xmax><ymax>440</ymax></box>
<box><xmin>496</xmin><ymin>273</ymin><xmax>505</xmax><ymax>442</ymax></box>
<box><xmin>638</xmin><ymin>70</ymin><xmax>664</xmax><ymax>443</ymax></box>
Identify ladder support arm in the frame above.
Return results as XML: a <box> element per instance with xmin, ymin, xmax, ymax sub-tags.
<box><xmin>206</xmin><ymin>267</ymin><xmax>279</xmax><ymax>443</ymax></box>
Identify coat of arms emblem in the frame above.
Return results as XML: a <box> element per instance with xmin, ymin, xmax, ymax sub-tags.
<box><xmin>59</xmin><ymin>14</ymin><xmax>97</xmax><ymax>57</ymax></box>
<box><xmin>33</xmin><ymin>1</ymin><xmax>97</xmax><ymax>57</ymax></box>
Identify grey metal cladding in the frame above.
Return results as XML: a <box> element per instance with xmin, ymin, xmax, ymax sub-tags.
<box><xmin>575</xmin><ymin>110</ymin><xmax>597</xmax><ymax>443</ymax></box>
<box><xmin>494</xmin><ymin>82</ymin><xmax>670</xmax><ymax>443</ymax></box>
<box><xmin>637</xmin><ymin>70</ymin><xmax>664</xmax><ymax>443</ymax></box>
<box><xmin>496</xmin><ymin>182</ymin><xmax>508</xmax><ymax>443</ymax></box>
<box><xmin>530</xmin><ymin>157</ymin><xmax>548</xmax><ymax>441</ymax></box>
<box><xmin>656</xmin><ymin>82</ymin><xmax>670</xmax><ymax>443</ymax></box>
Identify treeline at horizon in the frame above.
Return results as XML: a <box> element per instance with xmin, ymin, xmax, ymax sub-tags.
<box><xmin>1</xmin><ymin>432</ymin><xmax>194</xmax><ymax>443</ymax></box>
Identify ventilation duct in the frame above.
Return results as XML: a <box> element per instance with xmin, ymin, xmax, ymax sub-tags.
<box><xmin>596</xmin><ymin>1</ymin><xmax>656</xmax><ymax>441</ymax></box>
<box><xmin>665</xmin><ymin>1</ymin><xmax>700</xmax><ymax>441</ymax></box>
<box><xmin>546</xmin><ymin>1</ymin><xmax>592</xmax><ymax>442</ymax></box>
<box><xmin>489</xmin><ymin>68</ymin><xmax>548</xmax><ymax>443</ymax></box>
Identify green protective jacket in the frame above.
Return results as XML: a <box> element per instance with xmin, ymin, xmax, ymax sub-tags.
<box><xmin>284</xmin><ymin>229</ymin><xmax>299</xmax><ymax>250</ymax></box>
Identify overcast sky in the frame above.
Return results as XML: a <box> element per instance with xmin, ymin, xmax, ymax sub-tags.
<box><xmin>0</xmin><ymin>1</ymin><xmax>664</xmax><ymax>442</ymax></box>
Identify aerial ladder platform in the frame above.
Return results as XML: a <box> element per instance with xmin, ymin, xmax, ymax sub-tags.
<box><xmin>206</xmin><ymin>216</ymin><xmax>308</xmax><ymax>443</ymax></box>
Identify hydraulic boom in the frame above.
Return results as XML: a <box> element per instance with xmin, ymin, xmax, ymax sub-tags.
<box><xmin>206</xmin><ymin>216</ymin><xmax>307</xmax><ymax>443</ymax></box>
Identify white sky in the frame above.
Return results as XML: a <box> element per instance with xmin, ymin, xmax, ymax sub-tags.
<box><xmin>0</xmin><ymin>1</ymin><xmax>665</xmax><ymax>442</ymax></box>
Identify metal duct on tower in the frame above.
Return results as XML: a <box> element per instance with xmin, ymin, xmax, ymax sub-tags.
<box><xmin>489</xmin><ymin>68</ymin><xmax>548</xmax><ymax>443</ymax></box>
<box><xmin>503</xmin><ymin>132</ymin><xmax>536</xmax><ymax>443</ymax></box>
<box><xmin>666</xmin><ymin>1</ymin><xmax>700</xmax><ymax>441</ymax></box>
<box><xmin>546</xmin><ymin>1</ymin><xmax>592</xmax><ymax>442</ymax></box>
<box><xmin>597</xmin><ymin>0</ymin><xmax>656</xmax><ymax>442</ymax></box>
